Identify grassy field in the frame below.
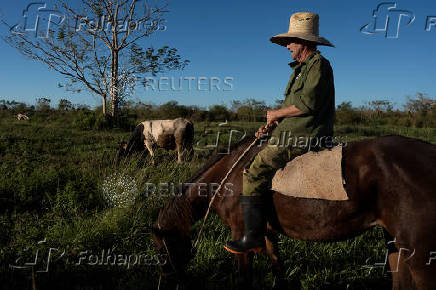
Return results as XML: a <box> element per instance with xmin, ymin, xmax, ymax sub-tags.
<box><xmin>0</xmin><ymin>116</ymin><xmax>435</xmax><ymax>290</ymax></box>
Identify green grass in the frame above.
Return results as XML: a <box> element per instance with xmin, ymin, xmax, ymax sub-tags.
<box><xmin>0</xmin><ymin>117</ymin><xmax>434</xmax><ymax>289</ymax></box>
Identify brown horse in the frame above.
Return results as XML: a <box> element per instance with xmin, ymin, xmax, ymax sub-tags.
<box><xmin>151</xmin><ymin>135</ymin><xmax>436</xmax><ymax>289</ymax></box>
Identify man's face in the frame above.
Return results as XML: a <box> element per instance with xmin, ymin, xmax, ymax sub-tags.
<box><xmin>286</xmin><ymin>41</ymin><xmax>304</xmax><ymax>61</ymax></box>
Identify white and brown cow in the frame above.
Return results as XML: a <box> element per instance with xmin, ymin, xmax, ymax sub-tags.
<box><xmin>115</xmin><ymin>118</ymin><xmax>194</xmax><ymax>165</ymax></box>
<box><xmin>16</xmin><ymin>113</ymin><xmax>29</xmax><ymax>120</ymax></box>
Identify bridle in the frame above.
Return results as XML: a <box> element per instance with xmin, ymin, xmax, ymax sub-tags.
<box><xmin>156</xmin><ymin>218</ymin><xmax>177</xmax><ymax>272</ymax></box>
<box><xmin>156</xmin><ymin>218</ymin><xmax>180</xmax><ymax>290</ymax></box>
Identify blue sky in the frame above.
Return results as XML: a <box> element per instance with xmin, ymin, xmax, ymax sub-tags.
<box><xmin>0</xmin><ymin>0</ymin><xmax>435</xmax><ymax>109</ymax></box>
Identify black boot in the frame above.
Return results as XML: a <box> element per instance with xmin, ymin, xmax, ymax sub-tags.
<box><xmin>224</xmin><ymin>195</ymin><xmax>266</xmax><ymax>254</ymax></box>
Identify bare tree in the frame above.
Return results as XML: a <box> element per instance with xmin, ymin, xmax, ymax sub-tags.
<box><xmin>404</xmin><ymin>93</ymin><xmax>436</xmax><ymax>116</ymax></box>
<box><xmin>2</xmin><ymin>0</ymin><xmax>189</xmax><ymax>118</ymax></box>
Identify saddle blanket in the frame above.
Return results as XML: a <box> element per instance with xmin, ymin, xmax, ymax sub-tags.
<box><xmin>271</xmin><ymin>146</ymin><xmax>349</xmax><ymax>201</ymax></box>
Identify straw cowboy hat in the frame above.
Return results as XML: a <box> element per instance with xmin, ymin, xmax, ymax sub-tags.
<box><xmin>270</xmin><ymin>12</ymin><xmax>334</xmax><ymax>47</ymax></box>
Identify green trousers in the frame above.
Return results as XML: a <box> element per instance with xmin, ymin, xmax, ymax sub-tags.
<box><xmin>242</xmin><ymin>143</ymin><xmax>306</xmax><ymax>197</ymax></box>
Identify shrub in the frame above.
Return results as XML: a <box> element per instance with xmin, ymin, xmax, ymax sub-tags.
<box><xmin>94</xmin><ymin>113</ymin><xmax>113</xmax><ymax>130</ymax></box>
<box><xmin>72</xmin><ymin>110</ymin><xmax>97</xmax><ymax>130</ymax></box>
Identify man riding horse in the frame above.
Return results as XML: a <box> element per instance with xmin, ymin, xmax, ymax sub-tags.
<box><xmin>224</xmin><ymin>12</ymin><xmax>335</xmax><ymax>254</ymax></box>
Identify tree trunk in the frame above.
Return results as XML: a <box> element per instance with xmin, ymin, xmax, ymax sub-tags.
<box><xmin>110</xmin><ymin>49</ymin><xmax>119</xmax><ymax>118</ymax></box>
<box><xmin>101</xmin><ymin>95</ymin><xmax>107</xmax><ymax>116</ymax></box>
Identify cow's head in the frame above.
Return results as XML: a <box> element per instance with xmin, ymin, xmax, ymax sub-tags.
<box><xmin>113</xmin><ymin>141</ymin><xmax>128</xmax><ymax>165</ymax></box>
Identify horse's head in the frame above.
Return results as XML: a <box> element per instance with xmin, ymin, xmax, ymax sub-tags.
<box><xmin>151</xmin><ymin>197</ymin><xmax>194</xmax><ymax>286</ymax></box>
<box><xmin>151</xmin><ymin>225</ymin><xmax>192</xmax><ymax>275</ymax></box>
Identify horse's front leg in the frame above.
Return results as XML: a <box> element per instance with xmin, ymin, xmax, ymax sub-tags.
<box><xmin>229</xmin><ymin>227</ymin><xmax>254</xmax><ymax>289</ymax></box>
<box><xmin>265</xmin><ymin>229</ymin><xmax>288</xmax><ymax>290</ymax></box>
<box><xmin>383</xmin><ymin>229</ymin><xmax>414</xmax><ymax>290</ymax></box>
<box><xmin>236</xmin><ymin>252</ymin><xmax>253</xmax><ymax>289</ymax></box>
<box><xmin>388</xmin><ymin>252</ymin><xmax>414</xmax><ymax>290</ymax></box>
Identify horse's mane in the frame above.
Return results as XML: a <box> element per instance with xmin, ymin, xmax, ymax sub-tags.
<box><xmin>185</xmin><ymin>135</ymin><xmax>256</xmax><ymax>184</ymax></box>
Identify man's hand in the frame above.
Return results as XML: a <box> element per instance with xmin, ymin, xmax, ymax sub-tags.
<box><xmin>266</xmin><ymin>110</ymin><xmax>279</xmax><ymax>124</ymax></box>
<box><xmin>255</xmin><ymin>105</ymin><xmax>304</xmax><ymax>139</ymax></box>
<box><xmin>255</xmin><ymin>125</ymin><xmax>267</xmax><ymax>139</ymax></box>
<box><xmin>255</xmin><ymin>121</ymin><xmax>278</xmax><ymax>139</ymax></box>
<box><xmin>267</xmin><ymin>105</ymin><xmax>304</xmax><ymax>123</ymax></box>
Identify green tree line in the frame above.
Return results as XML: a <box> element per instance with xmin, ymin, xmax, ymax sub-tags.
<box><xmin>1</xmin><ymin>93</ymin><xmax>435</xmax><ymax>130</ymax></box>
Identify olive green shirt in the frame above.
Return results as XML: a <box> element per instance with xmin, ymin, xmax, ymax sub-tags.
<box><xmin>272</xmin><ymin>50</ymin><xmax>335</xmax><ymax>143</ymax></box>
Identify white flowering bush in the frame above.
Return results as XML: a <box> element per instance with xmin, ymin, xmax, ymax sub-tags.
<box><xmin>102</xmin><ymin>173</ymin><xmax>138</xmax><ymax>208</ymax></box>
